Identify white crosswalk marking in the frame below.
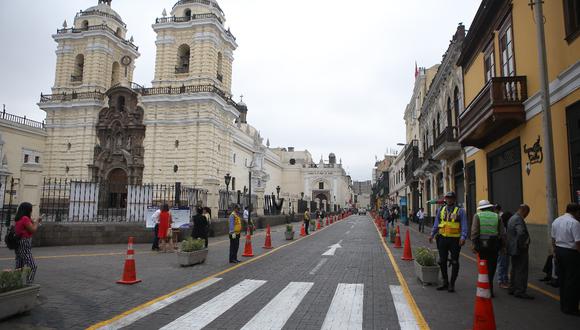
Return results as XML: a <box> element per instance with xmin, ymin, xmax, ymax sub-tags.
<box><xmin>390</xmin><ymin>285</ymin><xmax>420</xmax><ymax>330</ymax></box>
<box><xmin>94</xmin><ymin>277</ymin><xmax>222</xmax><ymax>330</ymax></box>
<box><xmin>160</xmin><ymin>279</ymin><xmax>267</xmax><ymax>330</ymax></box>
<box><xmin>241</xmin><ymin>282</ymin><xmax>314</xmax><ymax>330</ymax></box>
<box><xmin>321</xmin><ymin>283</ymin><xmax>364</xmax><ymax>330</ymax></box>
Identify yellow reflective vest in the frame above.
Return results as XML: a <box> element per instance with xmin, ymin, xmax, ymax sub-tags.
<box><xmin>439</xmin><ymin>206</ymin><xmax>460</xmax><ymax>238</ymax></box>
<box><xmin>231</xmin><ymin>212</ymin><xmax>242</xmax><ymax>234</ymax></box>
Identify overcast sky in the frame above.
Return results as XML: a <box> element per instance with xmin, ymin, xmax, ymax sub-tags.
<box><xmin>0</xmin><ymin>0</ymin><xmax>480</xmax><ymax>181</ymax></box>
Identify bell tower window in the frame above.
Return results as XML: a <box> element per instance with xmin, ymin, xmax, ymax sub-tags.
<box><xmin>81</xmin><ymin>20</ymin><xmax>89</xmax><ymax>30</ymax></box>
<box><xmin>115</xmin><ymin>28</ymin><xmax>122</xmax><ymax>38</ymax></box>
<box><xmin>72</xmin><ymin>54</ymin><xmax>84</xmax><ymax>83</ymax></box>
<box><xmin>184</xmin><ymin>9</ymin><xmax>192</xmax><ymax>20</ymax></box>
<box><xmin>111</xmin><ymin>62</ymin><xmax>120</xmax><ymax>86</ymax></box>
<box><xmin>176</xmin><ymin>44</ymin><xmax>190</xmax><ymax>74</ymax></box>
<box><xmin>217</xmin><ymin>52</ymin><xmax>223</xmax><ymax>82</ymax></box>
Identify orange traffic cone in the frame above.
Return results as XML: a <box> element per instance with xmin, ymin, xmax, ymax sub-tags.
<box><xmin>317</xmin><ymin>221</ymin><xmax>321</xmax><ymax>230</ymax></box>
<box><xmin>393</xmin><ymin>225</ymin><xmax>402</xmax><ymax>248</ymax></box>
<box><xmin>242</xmin><ymin>234</ymin><xmax>254</xmax><ymax>257</ymax></box>
<box><xmin>383</xmin><ymin>225</ymin><xmax>388</xmax><ymax>238</ymax></box>
<box><xmin>473</xmin><ymin>259</ymin><xmax>496</xmax><ymax>330</ymax></box>
<box><xmin>401</xmin><ymin>230</ymin><xmax>413</xmax><ymax>261</ymax></box>
<box><xmin>300</xmin><ymin>223</ymin><xmax>306</xmax><ymax>237</ymax></box>
<box><xmin>326</xmin><ymin>217</ymin><xmax>329</xmax><ymax>226</ymax></box>
<box><xmin>117</xmin><ymin>237</ymin><xmax>141</xmax><ymax>285</ymax></box>
<box><xmin>263</xmin><ymin>225</ymin><xmax>273</xmax><ymax>249</ymax></box>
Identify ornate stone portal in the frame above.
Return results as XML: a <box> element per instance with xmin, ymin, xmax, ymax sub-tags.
<box><xmin>90</xmin><ymin>86</ymin><xmax>145</xmax><ymax>185</ymax></box>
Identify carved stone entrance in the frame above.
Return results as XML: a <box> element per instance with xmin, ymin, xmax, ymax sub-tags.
<box><xmin>90</xmin><ymin>85</ymin><xmax>146</xmax><ymax>185</ymax></box>
<box><xmin>313</xmin><ymin>190</ymin><xmax>330</xmax><ymax>212</ymax></box>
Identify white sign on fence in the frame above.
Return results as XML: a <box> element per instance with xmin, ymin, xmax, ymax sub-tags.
<box><xmin>127</xmin><ymin>185</ymin><xmax>153</xmax><ymax>222</ymax></box>
<box><xmin>145</xmin><ymin>206</ymin><xmax>191</xmax><ymax>229</ymax></box>
<box><xmin>68</xmin><ymin>182</ymin><xmax>99</xmax><ymax>221</ymax></box>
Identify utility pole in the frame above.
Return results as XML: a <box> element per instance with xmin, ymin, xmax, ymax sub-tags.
<box><xmin>532</xmin><ymin>0</ymin><xmax>558</xmax><ymax>249</ymax></box>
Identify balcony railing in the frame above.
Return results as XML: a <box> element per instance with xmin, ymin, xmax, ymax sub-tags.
<box><xmin>77</xmin><ymin>9</ymin><xmax>126</xmax><ymax>28</ymax></box>
<box><xmin>0</xmin><ymin>110</ymin><xmax>45</xmax><ymax>130</ymax></box>
<box><xmin>435</xmin><ymin>126</ymin><xmax>458</xmax><ymax>147</ymax></box>
<box><xmin>156</xmin><ymin>13</ymin><xmax>223</xmax><ymax>24</ymax></box>
<box><xmin>130</xmin><ymin>84</ymin><xmax>238</xmax><ymax>108</ymax></box>
<box><xmin>39</xmin><ymin>91</ymin><xmax>105</xmax><ymax>103</ymax></box>
<box><xmin>175</xmin><ymin>66</ymin><xmax>189</xmax><ymax>74</ymax></box>
<box><xmin>56</xmin><ymin>24</ymin><xmax>138</xmax><ymax>51</ymax></box>
<box><xmin>173</xmin><ymin>0</ymin><xmax>224</xmax><ymax>14</ymax></box>
<box><xmin>459</xmin><ymin>76</ymin><xmax>528</xmax><ymax>148</ymax></box>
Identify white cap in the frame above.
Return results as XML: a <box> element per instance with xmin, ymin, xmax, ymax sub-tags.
<box><xmin>477</xmin><ymin>200</ymin><xmax>495</xmax><ymax>210</ymax></box>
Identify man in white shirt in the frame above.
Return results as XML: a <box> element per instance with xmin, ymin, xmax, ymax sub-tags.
<box><xmin>416</xmin><ymin>208</ymin><xmax>425</xmax><ymax>233</ymax></box>
<box><xmin>243</xmin><ymin>207</ymin><xmax>251</xmax><ymax>234</ymax></box>
<box><xmin>551</xmin><ymin>203</ymin><xmax>580</xmax><ymax>316</ymax></box>
<box><xmin>151</xmin><ymin>207</ymin><xmax>161</xmax><ymax>251</ymax></box>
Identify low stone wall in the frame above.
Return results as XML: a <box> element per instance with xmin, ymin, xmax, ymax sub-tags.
<box><xmin>32</xmin><ymin>214</ymin><xmax>297</xmax><ymax>247</ymax></box>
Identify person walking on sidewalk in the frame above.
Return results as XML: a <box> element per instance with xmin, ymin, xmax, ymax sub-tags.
<box><xmin>304</xmin><ymin>208</ymin><xmax>311</xmax><ymax>235</ymax></box>
<box><xmin>507</xmin><ymin>204</ymin><xmax>534</xmax><ymax>299</ymax></box>
<box><xmin>14</xmin><ymin>202</ymin><xmax>41</xmax><ymax>284</ymax></box>
<box><xmin>192</xmin><ymin>207</ymin><xmax>209</xmax><ymax>248</ymax></box>
<box><xmin>151</xmin><ymin>206</ymin><xmax>161</xmax><ymax>251</ymax></box>
<box><xmin>416</xmin><ymin>208</ymin><xmax>425</xmax><ymax>233</ymax></box>
<box><xmin>471</xmin><ymin>200</ymin><xmax>506</xmax><ymax>297</ymax></box>
<box><xmin>551</xmin><ymin>203</ymin><xmax>580</xmax><ymax>315</ymax></box>
<box><xmin>497</xmin><ymin>211</ymin><xmax>513</xmax><ymax>289</ymax></box>
<box><xmin>229</xmin><ymin>205</ymin><xmax>242</xmax><ymax>264</ymax></box>
<box><xmin>429</xmin><ymin>191</ymin><xmax>468</xmax><ymax>293</ymax></box>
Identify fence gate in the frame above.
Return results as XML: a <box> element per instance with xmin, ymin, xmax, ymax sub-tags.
<box><xmin>68</xmin><ymin>181</ymin><xmax>99</xmax><ymax>222</ymax></box>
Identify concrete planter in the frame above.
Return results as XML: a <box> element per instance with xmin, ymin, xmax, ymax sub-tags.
<box><xmin>285</xmin><ymin>231</ymin><xmax>294</xmax><ymax>240</ymax></box>
<box><xmin>0</xmin><ymin>284</ymin><xmax>40</xmax><ymax>320</ymax></box>
<box><xmin>414</xmin><ymin>260</ymin><xmax>440</xmax><ymax>285</ymax></box>
<box><xmin>176</xmin><ymin>249</ymin><xmax>208</xmax><ymax>267</ymax></box>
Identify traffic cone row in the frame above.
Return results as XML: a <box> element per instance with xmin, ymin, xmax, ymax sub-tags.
<box><xmin>393</xmin><ymin>225</ymin><xmax>402</xmax><ymax>248</ymax></box>
<box><xmin>401</xmin><ymin>230</ymin><xmax>413</xmax><ymax>261</ymax></box>
<box><xmin>300</xmin><ymin>223</ymin><xmax>306</xmax><ymax>237</ymax></box>
<box><xmin>317</xmin><ymin>221</ymin><xmax>321</xmax><ymax>230</ymax></box>
<box><xmin>117</xmin><ymin>237</ymin><xmax>141</xmax><ymax>285</ymax></box>
<box><xmin>242</xmin><ymin>233</ymin><xmax>254</xmax><ymax>257</ymax></box>
<box><xmin>262</xmin><ymin>225</ymin><xmax>273</xmax><ymax>249</ymax></box>
<box><xmin>473</xmin><ymin>259</ymin><xmax>496</xmax><ymax>330</ymax></box>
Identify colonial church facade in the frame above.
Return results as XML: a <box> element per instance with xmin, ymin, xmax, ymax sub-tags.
<box><xmin>37</xmin><ymin>0</ymin><xmax>353</xmax><ymax>214</ymax></box>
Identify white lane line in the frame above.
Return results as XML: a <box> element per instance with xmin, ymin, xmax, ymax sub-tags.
<box><xmin>389</xmin><ymin>285</ymin><xmax>420</xmax><ymax>330</ymax></box>
<box><xmin>241</xmin><ymin>282</ymin><xmax>314</xmax><ymax>330</ymax></box>
<box><xmin>160</xmin><ymin>279</ymin><xmax>267</xmax><ymax>330</ymax></box>
<box><xmin>96</xmin><ymin>277</ymin><xmax>222</xmax><ymax>330</ymax></box>
<box><xmin>322</xmin><ymin>239</ymin><xmax>343</xmax><ymax>256</ymax></box>
<box><xmin>345</xmin><ymin>230</ymin><xmax>351</xmax><ymax>235</ymax></box>
<box><xmin>321</xmin><ymin>283</ymin><xmax>364</xmax><ymax>330</ymax></box>
<box><xmin>309</xmin><ymin>258</ymin><xmax>328</xmax><ymax>275</ymax></box>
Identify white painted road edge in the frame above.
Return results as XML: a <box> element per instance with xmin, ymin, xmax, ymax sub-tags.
<box><xmin>390</xmin><ymin>285</ymin><xmax>420</xmax><ymax>330</ymax></box>
<box><xmin>241</xmin><ymin>282</ymin><xmax>314</xmax><ymax>330</ymax></box>
<box><xmin>321</xmin><ymin>283</ymin><xmax>364</xmax><ymax>330</ymax></box>
<box><xmin>96</xmin><ymin>277</ymin><xmax>222</xmax><ymax>330</ymax></box>
<box><xmin>160</xmin><ymin>279</ymin><xmax>267</xmax><ymax>330</ymax></box>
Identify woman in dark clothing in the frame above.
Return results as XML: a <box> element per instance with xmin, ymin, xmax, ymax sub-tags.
<box><xmin>192</xmin><ymin>207</ymin><xmax>209</xmax><ymax>248</ymax></box>
<box><xmin>497</xmin><ymin>211</ymin><xmax>513</xmax><ymax>289</ymax></box>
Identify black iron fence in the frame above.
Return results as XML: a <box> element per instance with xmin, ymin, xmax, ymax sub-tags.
<box><xmin>0</xmin><ymin>176</ymin><xmax>16</xmax><ymax>246</ymax></box>
<box><xmin>39</xmin><ymin>178</ymin><xmax>207</xmax><ymax>222</ymax></box>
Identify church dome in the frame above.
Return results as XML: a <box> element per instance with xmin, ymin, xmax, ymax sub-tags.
<box><xmin>78</xmin><ymin>1</ymin><xmax>125</xmax><ymax>27</ymax></box>
<box><xmin>171</xmin><ymin>0</ymin><xmax>224</xmax><ymax>19</ymax></box>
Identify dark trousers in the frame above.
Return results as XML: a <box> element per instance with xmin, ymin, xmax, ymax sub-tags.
<box><xmin>229</xmin><ymin>234</ymin><xmax>240</xmax><ymax>262</ymax></box>
<box><xmin>418</xmin><ymin>218</ymin><xmax>425</xmax><ymax>233</ymax></box>
<box><xmin>152</xmin><ymin>224</ymin><xmax>159</xmax><ymax>250</ymax></box>
<box><xmin>437</xmin><ymin>236</ymin><xmax>461</xmax><ymax>285</ymax></box>
<box><xmin>555</xmin><ymin>247</ymin><xmax>580</xmax><ymax>314</ymax></box>
<box><xmin>304</xmin><ymin>221</ymin><xmax>309</xmax><ymax>235</ymax></box>
<box><xmin>510</xmin><ymin>250</ymin><xmax>529</xmax><ymax>295</ymax></box>
<box><xmin>479</xmin><ymin>249</ymin><xmax>499</xmax><ymax>293</ymax></box>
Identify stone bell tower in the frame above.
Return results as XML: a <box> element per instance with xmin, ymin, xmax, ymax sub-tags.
<box><xmin>38</xmin><ymin>0</ymin><xmax>140</xmax><ymax>180</ymax></box>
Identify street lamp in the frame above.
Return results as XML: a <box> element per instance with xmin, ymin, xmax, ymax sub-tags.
<box><xmin>224</xmin><ymin>173</ymin><xmax>231</xmax><ymax>209</ymax></box>
<box><xmin>300</xmin><ymin>192</ymin><xmax>304</xmax><ymax>200</ymax></box>
<box><xmin>276</xmin><ymin>185</ymin><xmax>281</xmax><ymax>199</ymax></box>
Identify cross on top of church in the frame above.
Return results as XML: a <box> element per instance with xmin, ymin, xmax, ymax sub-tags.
<box><xmin>98</xmin><ymin>0</ymin><xmax>112</xmax><ymax>6</ymax></box>
<box><xmin>240</xmin><ymin>94</ymin><xmax>244</xmax><ymax>103</ymax></box>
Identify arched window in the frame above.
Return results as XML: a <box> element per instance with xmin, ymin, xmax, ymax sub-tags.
<box><xmin>184</xmin><ymin>9</ymin><xmax>192</xmax><ymax>20</ymax></box>
<box><xmin>453</xmin><ymin>87</ymin><xmax>460</xmax><ymax>126</ymax></box>
<box><xmin>176</xmin><ymin>44</ymin><xmax>190</xmax><ymax>74</ymax></box>
<box><xmin>432</xmin><ymin>120</ymin><xmax>436</xmax><ymax>144</ymax></box>
<box><xmin>436</xmin><ymin>113</ymin><xmax>441</xmax><ymax>135</ymax></box>
<box><xmin>111</xmin><ymin>62</ymin><xmax>120</xmax><ymax>86</ymax></box>
<box><xmin>115</xmin><ymin>27</ymin><xmax>122</xmax><ymax>37</ymax></box>
<box><xmin>81</xmin><ymin>20</ymin><xmax>89</xmax><ymax>30</ymax></box>
<box><xmin>118</xmin><ymin>96</ymin><xmax>125</xmax><ymax>111</ymax></box>
<box><xmin>217</xmin><ymin>52</ymin><xmax>223</xmax><ymax>81</ymax></box>
<box><xmin>447</xmin><ymin>97</ymin><xmax>452</xmax><ymax>128</ymax></box>
<box><xmin>72</xmin><ymin>54</ymin><xmax>84</xmax><ymax>82</ymax></box>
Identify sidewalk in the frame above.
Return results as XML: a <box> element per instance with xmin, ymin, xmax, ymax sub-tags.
<box><xmin>379</xmin><ymin>219</ymin><xmax>578</xmax><ymax>330</ymax></box>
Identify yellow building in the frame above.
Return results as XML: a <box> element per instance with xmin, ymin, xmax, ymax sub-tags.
<box><xmin>458</xmin><ymin>0</ymin><xmax>579</xmax><ymax>266</ymax></box>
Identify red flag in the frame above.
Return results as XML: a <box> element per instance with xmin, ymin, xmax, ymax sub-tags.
<box><xmin>415</xmin><ymin>61</ymin><xmax>419</xmax><ymax>79</ymax></box>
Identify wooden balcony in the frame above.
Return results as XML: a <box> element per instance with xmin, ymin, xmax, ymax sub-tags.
<box><xmin>433</xmin><ymin>126</ymin><xmax>462</xmax><ymax>160</ymax></box>
<box><xmin>459</xmin><ymin>76</ymin><xmax>528</xmax><ymax>148</ymax></box>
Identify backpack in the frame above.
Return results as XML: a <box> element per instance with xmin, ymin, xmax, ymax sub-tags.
<box><xmin>4</xmin><ymin>226</ymin><xmax>20</xmax><ymax>250</ymax></box>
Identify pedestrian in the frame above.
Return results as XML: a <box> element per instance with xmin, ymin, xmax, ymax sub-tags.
<box><xmin>551</xmin><ymin>203</ymin><xmax>580</xmax><ymax>315</ymax></box>
<box><xmin>14</xmin><ymin>202</ymin><xmax>41</xmax><ymax>284</ymax></box>
<box><xmin>151</xmin><ymin>206</ymin><xmax>160</xmax><ymax>251</ymax></box>
<box><xmin>416</xmin><ymin>208</ymin><xmax>425</xmax><ymax>233</ymax></box>
<box><xmin>229</xmin><ymin>205</ymin><xmax>242</xmax><ymax>264</ymax></box>
<box><xmin>507</xmin><ymin>204</ymin><xmax>534</xmax><ymax>299</ymax></box>
<box><xmin>243</xmin><ymin>206</ymin><xmax>250</xmax><ymax>234</ymax></box>
<box><xmin>304</xmin><ymin>208</ymin><xmax>311</xmax><ymax>235</ymax></box>
<box><xmin>429</xmin><ymin>191</ymin><xmax>468</xmax><ymax>292</ymax></box>
<box><xmin>382</xmin><ymin>207</ymin><xmax>390</xmax><ymax>229</ymax></box>
<box><xmin>497</xmin><ymin>211</ymin><xmax>513</xmax><ymax>289</ymax></box>
<box><xmin>471</xmin><ymin>200</ymin><xmax>506</xmax><ymax>297</ymax></box>
<box><xmin>157</xmin><ymin>204</ymin><xmax>174</xmax><ymax>253</ymax></box>
<box><xmin>192</xmin><ymin>207</ymin><xmax>209</xmax><ymax>248</ymax></box>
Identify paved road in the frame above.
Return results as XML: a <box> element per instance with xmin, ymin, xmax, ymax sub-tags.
<box><xmin>1</xmin><ymin>215</ymin><xmax>577</xmax><ymax>329</ymax></box>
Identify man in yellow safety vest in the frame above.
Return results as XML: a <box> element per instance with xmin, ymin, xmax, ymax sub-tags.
<box><xmin>429</xmin><ymin>191</ymin><xmax>468</xmax><ymax>292</ymax></box>
<box><xmin>229</xmin><ymin>204</ymin><xmax>242</xmax><ymax>264</ymax></box>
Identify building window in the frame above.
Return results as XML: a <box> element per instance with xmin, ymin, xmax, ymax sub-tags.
<box><xmin>173</xmin><ymin>165</ymin><xmax>178</xmax><ymax>173</ymax></box>
<box><xmin>499</xmin><ymin>18</ymin><xmax>516</xmax><ymax>77</ymax></box>
<box><xmin>564</xmin><ymin>0</ymin><xmax>580</xmax><ymax>42</ymax></box>
<box><xmin>118</xmin><ymin>96</ymin><xmax>125</xmax><ymax>111</ymax></box>
<box><xmin>24</xmin><ymin>154</ymin><xmax>29</xmax><ymax>163</ymax></box>
<box><xmin>217</xmin><ymin>52</ymin><xmax>223</xmax><ymax>82</ymax></box>
<box><xmin>176</xmin><ymin>44</ymin><xmax>190</xmax><ymax>74</ymax></box>
<box><xmin>289</xmin><ymin>158</ymin><xmax>296</xmax><ymax>165</ymax></box>
<box><xmin>483</xmin><ymin>42</ymin><xmax>495</xmax><ymax>82</ymax></box>
<box><xmin>231</xmin><ymin>177</ymin><xmax>236</xmax><ymax>191</ymax></box>
<box><xmin>35</xmin><ymin>156</ymin><xmax>40</xmax><ymax>163</ymax></box>
<box><xmin>319</xmin><ymin>182</ymin><xmax>324</xmax><ymax>190</ymax></box>
<box><xmin>184</xmin><ymin>9</ymin><xmax>192</xmax><ymax>20</ymax></box>
<box><xmin>233</xmin><ymin>153</ymin><xmax>236</xmax><ymax>163</ymax></box>
<box><xmin>175</xmin><ymin>140</ymin><xmax>179</xmax><ymax>148</ymax></box>
<box><xmin>111</xmin><ymin>62</ymin><xmax>120</xmax><ymax>86</ymax></box>
<box><xmin>453</xmin><ymin>87</ymin><xmax>461</xmax><ymax>123</ymax></box>
<box><xmin>72</xmin><ymin>54</ymin><xmax>84</xmax><ymax>83</ymax></box>
<box><xmin>81</xmin><ymin>20</ymin><xmax>89</xmax><ymax>30</ymax></box>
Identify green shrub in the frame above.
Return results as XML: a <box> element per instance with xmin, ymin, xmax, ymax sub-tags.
<box><xmin>310</xmin><ymin>220</ymin><xmax>316</xmax><ymax>226</ymax></box>
<box><xmin>286</xmin><ymin>224</ymin><xmax>293</xmax><ymax>232</ymax></box>
<box><xmin>0</xmin><ymin>268</ymin><xmax>30</xmax><ymax>293</ymax></box>
<box><xmin>414</xmin><ymin>247</ymin><xmax>437</xmax><ymax>267</ymax></box>
<box><xmin>180</xmin><ymin>237</ymin><xmax>206</xmax><ymax>252</ymax></box>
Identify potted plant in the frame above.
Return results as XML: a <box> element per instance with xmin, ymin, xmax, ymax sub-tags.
<box><xmin>177</xmin><ymin>238</ymin><xmax>208</xmax><ymax>267</ymax></box>
<box><xmin>309</xmin><ymin>219</ymin><xmax>316</xmax><ymax>232</ymax></box>
<box><xmin>285</xmin><ymin>224</ymin><xmax>294</xmax><ymax>240</ymax></box>
<box><xmin>414</xmin><ymin>247</ymin><xmax>440</xmax><ymax>285</ymax></box>
<box><xmin>389</xmin><ymin>227</ymin><xmax>397</xmax><ymax>243</ymax></box>
<box><xmin>0</xmin><ymin>267</ymin><xmax>40</xmax><ymax>320</ymax></box>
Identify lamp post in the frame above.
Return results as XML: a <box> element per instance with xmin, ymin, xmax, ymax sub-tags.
<box><xmin>224</xmin><ymin>173</ymin><xmax>231</xmax><ymax>211</ymax></box>
<box><xmin>276</xmin><ymin>185</ymin><xmax>281</xmax><ymax>199</ymax></box>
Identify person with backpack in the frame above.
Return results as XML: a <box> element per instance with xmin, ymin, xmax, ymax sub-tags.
<box><xmin>13</xmin><ymin>202</ymin><xmax>41</xmax><ymax>284</ymax></box>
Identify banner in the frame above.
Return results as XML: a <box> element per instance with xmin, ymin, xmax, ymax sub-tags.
<box><xmin>145</xmin><ymin>206</ymin><xmax>191</xmax><ymax>229</ymax></box>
